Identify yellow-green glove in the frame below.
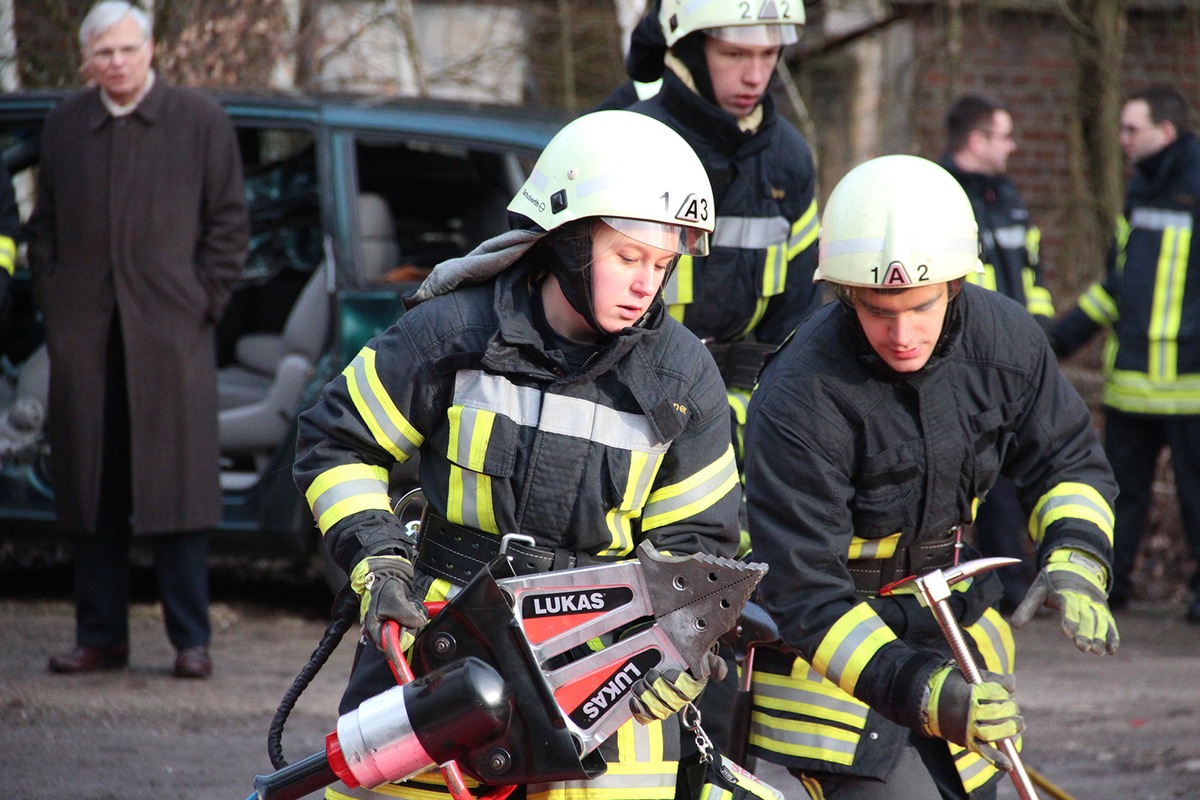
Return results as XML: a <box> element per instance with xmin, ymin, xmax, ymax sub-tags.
<box><xmin>629</xmin><ymin>651</ymin><xmax>728</xmax><ymax>724</ymax></box>
<box><xmin>349</xmin><ymin>555</ymin><xmax>428</xmax><ymax>652</ymax></box>
<box><xmin>1010</xmin><ymin>548</ymin><xmax>1119</xmax><ymax>655</ymax></box>
<box><xmin>922</xmin><ymin>664</ymin><xmax>1024</xmax><ymax>770</ymax></box>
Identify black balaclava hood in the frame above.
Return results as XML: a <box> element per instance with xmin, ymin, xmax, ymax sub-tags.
<box><xmin>671</xmin><ymin>32</ymin><xmax>718</xmax><ymax>106</ymax></box>
<box><xmin>543</xmin><ymin>219</ymin><xmax>607</xmax><ymax>337</ymax></box>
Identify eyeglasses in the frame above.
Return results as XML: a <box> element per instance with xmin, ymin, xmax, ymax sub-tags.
<box><xmin>89</xmin><ymin>40</ymin><xmax>147</xmax><ymax>64</ymax></box>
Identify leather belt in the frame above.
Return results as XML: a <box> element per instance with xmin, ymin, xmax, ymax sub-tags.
<box><xmin>414</xmin><ymin>512</ymin><xmax>623</xmax><ymax>586</ymax></box>
<box><xmin>705</xmin><ymin>340</ymin><xmax>776</xmax><ymax>390</ymax></box>
<box><xmin>847</xmin><ymin>526</ymin><xmax>962</xmax><ymax>596</ymax></box>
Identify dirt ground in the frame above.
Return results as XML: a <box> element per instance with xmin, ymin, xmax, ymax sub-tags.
<box><xmin>2</xmin><ymin>564</ymin><xmax>1199</xmax><ymax>800</ymax></box>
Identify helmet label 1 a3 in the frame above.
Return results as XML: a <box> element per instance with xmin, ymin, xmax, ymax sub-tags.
<box><xmin>674</xmin><ymin>193</ymin><xmax>710</xmax><ymax>224</ymax></box>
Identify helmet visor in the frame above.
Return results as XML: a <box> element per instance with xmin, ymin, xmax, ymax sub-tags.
<box><xmin>601</xmin><ymin>217</ymin><xmax>710</xmax><ymax>256</ymax></box>
<box><xmin>707</xmin><ymin>24</ymin><xmax>800</xmax><ymax>47</ymax></box>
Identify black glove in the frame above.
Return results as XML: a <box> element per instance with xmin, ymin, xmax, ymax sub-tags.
<box><xmin>349</xmin><ymin>554</ymin><xmax>428</xmax><ymax>652</ymax></box>
<box><xmin>629</xmin><ymin>650</ymin><xmax>727</xmax><ymax>724</ymax></box>
<box><xmin>921</xmin><ymin>665</ymin><xmax>1025</xmax><ymax>770</ymax></box>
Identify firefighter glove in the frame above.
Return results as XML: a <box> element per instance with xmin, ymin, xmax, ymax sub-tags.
<box><xmin>349</xmin><ymin>554</ymin><xmax>428</xmax><ymax>653</ymax></box>
<box><xmin>922</xmin><ymin>664</ymin><xmax>1024</xmax><ymax>771</ymax></box>
<box><xmin>629</xmin><ymin>650</ymin><xmax>728</xmax><ymax>724</ymax></box>
<box><xmin>1011</xmin><ymin>548</ymin><xmax>1119</xmax><ymax>655</ymax></box>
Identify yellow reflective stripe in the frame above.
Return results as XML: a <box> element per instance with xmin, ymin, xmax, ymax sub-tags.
<box><xmin>1026</xmin><ymin>225</ymin><xmax>1042</xmax><ymax>266</ymax></box>
<box><xmin>343</xmin><ymin>348</ymin><xmax>424</xmax><ymax>463</ymax></box>
<box><xmin>604</xmin><ymin>450</ymin><xmax>663</xmax><ymax>554</ymax></box>
<box><xmin>751</xmin><ymin>663</ymin><xmax>869</xmax><ymax>728</ymax></box>
<box><xmin>1023</xmin><ymin>268</ymin><xmax>1055</xmax><ymax>317</ymax></box>
<box><xmin>847</xmin><ymin>532</ymin><xmax>900</xmax><ymax>560</ymax></box>
<box><xmin>953</xmin><ymin>746</ymin><xmax>1000</xmax><ymax>793</ymax></box>
<box><xmin>1105</xmin><ymin>368</ymin><xmax>1200</xmax><ymax>414</ymax></box>
<box><xmin>1148</xmin><ymin>225</ymin><xmax>1190</xmax><ymax>381</ymax></box>
<box><xmin>1078</xmin><ymin>283</ymin><xmax>1118</xmax><ymax>326</ymax></box>
<box><xmin>445</xmin><ymin>462</ymin><xmax>497</xmax><ymax>534</ymax></box>
<box><xmin>762</xmin><ymin>242</ymin><xmax>787</xmax><ymax>298</ymax></box>
<box><xmin>305</xmin><ymin>463</ymin><xmax>390</xmax><ymax>534</ymax></box>
<box><xmin>748</xmin><ymin>709</ymin><xmax>860</xmax><ymax>765</ymax></box>
<box><xmin>526</xmin><ymin>720</ymin><xmax>676</xmax><ymax>800</ymax></box>
<box><xmin>812</xmin><ymin>604</ymin><xmax>897</xmax><ymax>695</ymax></box>
<box><xmin>448</xmin><ymin>405</ymin><xmax>495</xmax><ymax>472</ymax></box>
<box><xmin>663</xmin><ymin>254</ymin><xmax>693</xmax><ymax>308</ymax></box>
<box><xmin>964</xmin><ymin>607</ymin><xmax>1015</xmax><ymax>674</ymax></box>
<box><xmin>736</xmin><ymin>297</ymin><xmax>770</xmax><ymax>340</ymax></box>
<box><xmin>1028</xmin><ymin>481</ymin><xmax>1114</xmax><ymax>546</ymax></box>
<box><xmin>787</xmin><ymin>199</ymin><xmax>819</xmax><ymax>261</ymax></box>
<box><xmin>0</xmin><ymin>235</ymin><xmax>14</xmax><ymax>275</ymax></box>
<box><xmin>642</xmin><ymin>444</ymin><xmax>738</xmax><ymax>530</ymax></box>
<box><xmin>966</xmin><ymin>262</ymin><xmax>998</xmax><ymax>291</ymax></box>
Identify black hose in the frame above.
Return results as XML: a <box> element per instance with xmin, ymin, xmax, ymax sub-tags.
<box><xmin>266</xmin><ymin>580</ymin><xmax>359</xmax><ymax>770</ymax></box>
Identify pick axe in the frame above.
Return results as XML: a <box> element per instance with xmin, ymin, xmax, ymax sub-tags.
<box><xmin>880</xmin><ymin>557</ymin><xmax>1040</xmax><ymax>800</ymax></box>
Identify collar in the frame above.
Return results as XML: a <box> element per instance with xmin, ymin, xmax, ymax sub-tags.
<box><xmin>655</xmin><ymin>69</ymin><xmax>773</xmax><ymax>156</ymax></box>
<box><xmin>87</xmin><ymin>72</ymin><xmax>164</xmax><ymax>132</ymax></box>
<box><xmin>100</xmin><ymin>69</ymin><xmax>156</xmax><ymax>117</ymax></box>
<box><xmin>664</xmin><ymin>54</ymin><xmax>764</xmax><ymax>134</ymax></box>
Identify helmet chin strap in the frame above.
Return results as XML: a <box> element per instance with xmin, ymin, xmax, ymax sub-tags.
<box><xmin>546</xmin><ymin>222</ymin><xmax>605</xmax><ymax>336</ymax></box>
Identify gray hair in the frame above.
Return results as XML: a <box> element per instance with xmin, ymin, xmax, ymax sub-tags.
<box><xmin>79</xmin><ymin>2</ymin><xmax>152</xmax><ymax>53</ymax></box>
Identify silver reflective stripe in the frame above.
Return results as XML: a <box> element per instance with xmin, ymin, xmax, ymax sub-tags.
<box><xmin>824</xmin><ymin>235</ymin><xmax>978</xmax><ymax>257</ymax></box>
<box><xmin>643</xmin><ymin>453</ymin><xmax>736</xmax><ymax>521</ymax></box>
<box><xmin>454</xmin><ymin>370</ymin><xmax>542</xmax><ymax>426</ymax></box>
<box><xmin>1033</xmin><ymin>490</ymin><xmax>1113</xmax><ymax>535</ymax></box>
<box><xmin>822</xmin><ymin>614</ymin><xmax>888</xmax><ymax>688</ymax></box>
<box><xmin>752</xmin><ymin>677</ymin><xmax>868</xmax><ymax>720</ymax></box>
<box><xmin>345</xmin><ymin>352</ymin><xmax>421</xmax><ymax>462</ymax></box>
<box><xmin>455</xmin><ymin>464</ymin><xmax>486</xmax><ymax>531</ymax></box>
<box><xmin>451</xmin><ymin>405</ymin><xmax>489</xmax><ymax>466</ymax></box>
<box><xmin>992</xmin><ymin>224</ymin><xmax>1027</xmax><ymax>250</ymax></box>
<box><xmin>790</xmin><ymin>209</ymin><xmax>819</xmax><ymax>252</ymax></box>
<box><xmin>1130</xmin><ymin>207</ymin><xmax>1193</xmax><ymax>232</ymax></box>
<box><xmin>749</xmin><ymin>714</ymin><xmax>860</xmax><ymax>760</ymax></box>
<box><xmin>712</xmin><ymin>215</ymin><xmax>790</xmax><ymax>250</ymax></box>
<box><xmin>310</xmin><ymin>475</ymin><xmax>390</xmax><ymax>526</ymax></box>
<box><xmin>454</xmin><ymin>370</ymin><xmax>668</xmax><ymax>453</ymax></box>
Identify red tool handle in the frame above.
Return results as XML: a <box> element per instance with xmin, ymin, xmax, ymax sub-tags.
<box><xmin>381</xmin><ymin>607</ymin><xmax>515</xmax><ymax>800</ymax></box>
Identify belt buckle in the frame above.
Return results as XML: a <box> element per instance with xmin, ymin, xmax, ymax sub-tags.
<box><xmin>499</xmin><ymin>532</ymin><xmax>536</xmax><ymax>555</ymax></box>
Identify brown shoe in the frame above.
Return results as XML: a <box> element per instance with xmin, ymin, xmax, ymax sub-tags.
<box><xmin>174</xmin><ymin>646</ymin><xmax>212</xmax><ymax>679</ymax></box>
<box><xmin>48</xmin><ymin>644</ymin><xmax>129</xmax><ymax>674</ymax></box>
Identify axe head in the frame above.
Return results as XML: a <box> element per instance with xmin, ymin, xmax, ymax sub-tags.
<box><xmin>878</xmin><ymin>556</ymin><xmax>1022</xmax><ymax>603</ymax></box>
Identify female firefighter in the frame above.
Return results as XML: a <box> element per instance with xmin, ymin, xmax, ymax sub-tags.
<box><xmin>293</xmin><ymin>110</ymin><xmax>740</xmax><ymax>800</ymax></box>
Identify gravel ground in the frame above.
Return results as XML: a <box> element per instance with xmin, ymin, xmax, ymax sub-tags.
<box><xmin>1</xmin><ymin>562</ymin><xmax>1198</xmax><ymax>800</ymax></box>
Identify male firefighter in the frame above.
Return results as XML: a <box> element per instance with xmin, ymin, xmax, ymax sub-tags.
<box><xmin>743</xmin><ymin>155</ymin><xmax>1119</xmax><ymax>799</ymax></box>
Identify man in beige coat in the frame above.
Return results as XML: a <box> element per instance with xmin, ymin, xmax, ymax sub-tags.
<box><xmin>28</xmin><ymin>1</ymin><xmax>248</xmax><ymax>678</ymax></box>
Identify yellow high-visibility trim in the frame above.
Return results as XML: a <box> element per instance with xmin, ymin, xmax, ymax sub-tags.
<box><xmin>0</xmin><ymin>235</ymin><xmax>14</xmax><ymax>275</ymax></box>
<box><xmin>787</xmin><ymin>199</ymin><xmax>819</xmax><ymax>260</ymax></box>
<box><xmin>305</xmin><ymin>463</ymin><xmax>390</xmax><ymax>534</ymax></box>
<box><xmin>847</xmin><ymin>532</ymin><xmax>899</xmax><ymax>560</ymax></box>
<box><xmin>812</xmin><ymin>604</ymin><xmax>897</xmax><ymax>695</ymax></box>
<box><xmin>343</xmin><ymin>348</ymin><xmax>423</xmax><ymax>462</ymax></box>
<box><xmin>642</xmin><ymin>445</ymin><xmax>737</xmax><ymax>530</ymax></box>
<box><xmin>1028</xmin><ymin>482</ymin><xmax>1114</xmax><ymax>545</ymax></box>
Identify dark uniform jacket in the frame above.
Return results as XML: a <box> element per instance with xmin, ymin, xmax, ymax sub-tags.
<box><xmin>295</xmin><ymin>252</ymin><xmax>742</xmax><ymax>686</ymax></box>
<box><xmin>27</xmin><ymin>79</ymin><xmax>248</xmax><ymax>534</ymax></box>
<box><xmin>743</xmin><ymin>285</ymin><xmax>1116</xmax><ymax>793</ymax></box>
<box><xmin>631</xmin><ymin>71</ymin><xmax>821</xmax><ymax>353</ymax></box>
<box><xmin>1053</xmin><ymin>131</ymin><xmax>1200</xmax><ymax>416</ymax></box>
<box><xmin>941</xmin><ymin>157</ymin><xmax>1054</xmax><ymax>324</ymax></box>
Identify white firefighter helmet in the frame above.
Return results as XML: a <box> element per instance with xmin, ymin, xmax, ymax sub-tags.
<box><xmin>814</xmin><ymin>154</ymin><xmax>983</xmax><ymax>288</ymax></box>
<box><xmin>659</xmin><ymin>0</ymin><xmax>804</xmax><ymax>48</ymax></box>
<box><xmin>507</xmin><ymin>110</ymin><xmax>713</xmax><ymax>256</ymax></box>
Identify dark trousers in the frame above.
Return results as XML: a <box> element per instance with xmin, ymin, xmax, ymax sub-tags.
<box><xmin>973</xmin><ymin>476</ymin><xmax>1035</xmax><ymax>612</ymax></box>
<box><xmin>73</xmin><ymin>317</ymin><xmax>210</xmax><ymax>651</ymax></box>
<box><xmin>1105</xmin><ymin>409</ymin><xmax>1200</xmax><ymax>604</ymax></box>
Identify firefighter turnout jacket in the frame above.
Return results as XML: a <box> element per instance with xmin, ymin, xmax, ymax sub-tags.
<box><xmin>295</xmin><ymin>255</ymin><xmax>741</xmax><ymax>800</ymax></box>
<box><xmin>941</xmin><ymin>157</ymin><xmax>1055</xmax><ymax>324</ymax></box>
<box><xmin>1053</xmin><ymin>131</ymin><xmax>1200</xmax><ymax>415</ymax></box>
<box><xmin>631</xmin><ymin>70</ymin><xmax>822</xmax><ymax>377</ymax></box>
<box><xmin>743</xmin><ymin>285</ymin><xmax>1116</xmax><ymax>795</ymax></box>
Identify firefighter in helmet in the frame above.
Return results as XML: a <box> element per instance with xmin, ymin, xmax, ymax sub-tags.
<box><xmin>743</xmin><ymin>155</ymin><xmax>1119</xmax><ymax>798</ymax></box>
<box><xmin>294</xmin><ymin>110</ymin><xmax>740</xmax><ymax>800</ymax></box>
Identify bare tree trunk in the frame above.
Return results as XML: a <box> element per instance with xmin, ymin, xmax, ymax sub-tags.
<box><xmin>1061</xmin><ymin>0</ymin><xmax>1127</xmax><ymax>299</ymax></box>
<box><xmin>558</xmin><ymin>0</ymin><xmax>576</xmax><ymax>111</ymax></box>
<box><xmin>393</xmin><ymin>0</ymin><xmax>428</xmax><ymax>97</ymax></box>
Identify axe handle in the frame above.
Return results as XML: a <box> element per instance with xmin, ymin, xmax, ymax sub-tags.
<box><xmin>929</xmin><ymin>600</ymin><xmax>1040</xmax><ymax>800</ymax></box>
